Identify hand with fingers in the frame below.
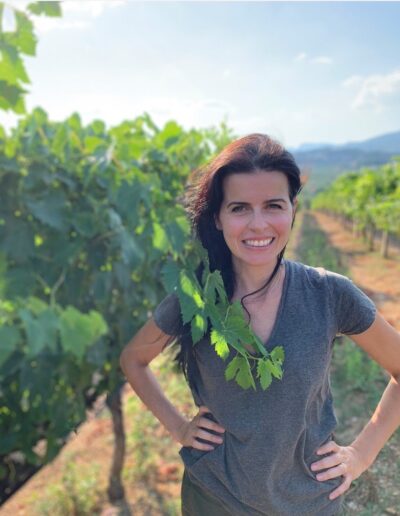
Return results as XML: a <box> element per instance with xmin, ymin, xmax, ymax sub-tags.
<box><xmin>310</xmin><ymin>439</ymin><xmax>370</xmax><ymax>501</ymax></box>
<box><xmin>176</xmin><ymin>405</ymin><xmax>226</xmax><ymax>451</ymax></box>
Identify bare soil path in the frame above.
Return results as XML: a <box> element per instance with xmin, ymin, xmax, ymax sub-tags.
<box><xmin>313</xmin><ymin>211</ymin><xmax>400</xmax><ymax>330</ymax></box>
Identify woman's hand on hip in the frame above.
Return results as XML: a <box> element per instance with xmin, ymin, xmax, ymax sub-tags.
<box><xmin>176</xmin><ymin>405</ymin><xmax>226</xmax><ymax>451</ymax></box>
<box><xmin>310</xmin><ymin>440</ymin><xmax>370</xmax><ymax>500</ymax></box>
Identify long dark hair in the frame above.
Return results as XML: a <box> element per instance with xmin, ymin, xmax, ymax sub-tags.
<box><xmin>164</xmin><ymin>134</ymin><xmax>303</xmax><ymax>393</ymax></box>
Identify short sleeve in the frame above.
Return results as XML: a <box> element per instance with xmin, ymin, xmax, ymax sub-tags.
<box><xmin>327</xmin><ymin>271</ymin><xmax>377</xmax><ymax>335</ymax></box>
<box><xmin>152</xmin><ymin>292</ymin><xmax>184</xmax><ymax>336</ymax></box>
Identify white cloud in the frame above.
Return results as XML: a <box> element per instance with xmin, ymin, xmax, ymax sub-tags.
<box><xmin>35</xmin><ymin>18</ymin><xmax>89</xmax><ymax>33</ymax></box>
<box><xmin>342</xmin><ymin>75</ymin><xmax>363</xmax><ymax>88</ymax></box>
<box><xmin>311</xmin><ymin>56</ymin><xmax>332</xmax><ymax>65</ymax></box>
<box><xmin>30</xmin><ymin>0</ymin><xmax>128</xmax><ymax>33</ymax></box>
<box><xmin>294</xmin><ymin>52</ymin><xmax>307</xmax><ymax>62</ymax></box>
<box><xmin>351</xmin><ymin>69</ymin><xmax>400</xmax><ymax>109</ymax></box>
<box><xmin>62</xmin><ymin>1</ymin><xmax>127</xmax><ymax>18</ymax></box>
<box><xmin>295</xmin><ymin>53</ymin><xmax>332</xmax><ymax>65</ymax></box>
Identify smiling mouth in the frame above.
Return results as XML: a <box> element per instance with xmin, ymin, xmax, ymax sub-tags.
<box><xmin>242</xmin><ymin>238</ymin><xmax>275</xmax><ymax>247</ymax></box>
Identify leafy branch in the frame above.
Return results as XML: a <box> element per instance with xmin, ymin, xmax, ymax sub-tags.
<box><xmin>161</xmin><ymin>241</ymin><xmax>285</xmax><ymax>391</ymax></box>
<box><xmin>0</xmin><ymin>1</ymin><xmax>62</xmax><ymax>114</ymax></box>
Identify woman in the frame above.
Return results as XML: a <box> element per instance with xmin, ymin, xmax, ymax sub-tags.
<box><xmin>119</xmin><ymin>134</ymin><xmax>400</xmax><ymax>516</ymax></box>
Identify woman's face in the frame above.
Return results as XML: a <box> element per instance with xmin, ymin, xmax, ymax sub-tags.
<box><xmin>214</xmin><ymin>170</ymin><xmax>297</xmax><ymax>271</ymax></box>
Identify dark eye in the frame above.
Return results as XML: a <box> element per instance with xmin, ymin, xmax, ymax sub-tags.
<box><xmin>232</xmin><ymin>205</ymin><xmax>246</xmax><ymax>212</ymax></box>
<box><xmin>269</xmin><ymin>204</ymin><xmax>282</xmax><ymax>209</ymax></box>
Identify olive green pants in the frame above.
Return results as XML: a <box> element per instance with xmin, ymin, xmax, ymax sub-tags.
<box><xmin>181</xmin><ymin>469</ymin><xmax>232</xmax><ymax>516</ymax></box>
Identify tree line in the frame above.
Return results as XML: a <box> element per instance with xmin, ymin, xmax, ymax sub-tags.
<box><xmin>311</xmin><ymin>161</ymin><xmax>400</xmax><ymax>257</ymax></box>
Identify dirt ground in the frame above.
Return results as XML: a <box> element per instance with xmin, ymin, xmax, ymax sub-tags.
<box><xmin>1</xmin><ymin>211</ymin><xmax>399</xmax><ymax>516</ymax></box>
<box><xmin>313</xmin><ymin>211</ymin><xmax>400</xmax><ymax>330</ymax></box>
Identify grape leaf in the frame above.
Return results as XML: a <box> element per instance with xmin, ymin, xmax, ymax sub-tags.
<box><xmin>234</xmin><ymin>357</ymin><xmax>256</xmax><ymax>390</ymax></box>
<box><xmin>266</xmin><ymin>359</ymin><xmax>283</xmax><ymax>379</ymax></box>
<box><xmin>270</xmin><ymin>346</ymin><xmax>285</xmax><ymax>364</ymax></box>
<box><xmin>210</xmin><ymin>328</ymin><xmax>230</xmax><ymax>359</ymax></box>
<box><xmin>191</xmin><ymin>313</ymin><xmax>207</xmax><ymax>345</ymax></box>
<box><xmin>257</xmin><ymin>359</ymin><xmax>273</xmax><ymax>390</ymax></box>
<box><xmin>224</xmin><ymin>356</ymin><xmax>242</xmax><ymax>381</ymax></box>
<box><xmin>161</xmin><ymin>260</ymin><xmax>180</xmax><ymax>293</ymax></box>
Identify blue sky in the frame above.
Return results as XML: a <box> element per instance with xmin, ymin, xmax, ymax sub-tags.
<box><xmin>2</xmin><ymin>1</ymin><xmax>400</xmax><ymax>148</ymax></box>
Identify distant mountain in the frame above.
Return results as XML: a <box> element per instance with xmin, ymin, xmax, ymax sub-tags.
<box><xmin>288</xmin><ymin>142</ymin><xmax>333</xmax><ymax>152</ymax></box>
<box><xmin>290</xmin><ymin>129</ymin><xmax>400</xmax><ymax>154</ymax></box>
<box><xmin>290</xmin><ymin>129</ymin><xmax>400</xmax><ymax>198</ymax></box>
<box><xmin>340</xmin><ymin>130</ymin><xmax>400</xmax><ymax>154</ymax></box>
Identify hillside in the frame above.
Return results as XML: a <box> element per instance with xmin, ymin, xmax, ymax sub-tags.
<box><xmin>291</xmin><ymin>129</ymin><xmax>400</xmax><ymax>197</ymax></box>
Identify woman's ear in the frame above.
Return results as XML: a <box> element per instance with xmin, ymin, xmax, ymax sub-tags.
<box><xmin>214</xmin><ymin>214</ymin><xmax>221</xmax><ymax>231</ymax></box>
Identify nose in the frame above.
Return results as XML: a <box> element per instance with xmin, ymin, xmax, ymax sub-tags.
<box><xmin>248</xmin><ymin>209</ymin><xmax>269</xmax><ymax>230</ymax></box>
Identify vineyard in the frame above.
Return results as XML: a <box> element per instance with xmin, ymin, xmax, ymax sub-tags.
<box><xmin>0</xmin><ymin>106</ymin><xmax>233</xmax><ymax>503</ymax></box>
<box><xmin>1</xmin><ymin>108</ymin><xmax>400</xmax><ymax>516</ymax></box>
<box><xmin>311</xmin><ymin>161</ymin><xmax>400</xmax><ymax>258</ymax></box>
<box><xmin>1</xmin><ymin>2</ymin><xmax>400</xmax><ymax>514</ymax></box>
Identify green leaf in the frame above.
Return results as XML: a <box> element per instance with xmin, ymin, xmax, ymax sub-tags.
<box><xmin>204</xmin><ymin>301</ymin><xmax>224</xmax><ymax>328</ymax></box>
<box><xmin>24</xmin><ymin>297</ymin><xmax>48</xmax><ymax>315</ymax></box>
<box><xmin>265</xmin><ymin>359</ymin><xmax>283</xmax><ymax>380</ymax></box>
<box><xmin>207</xmin><ymin>269</ymin><xmax>228</xmax><ymax>304</ymax></box>
<box><xmin>18</xmin><ymin>308</ymin><xmax>59</xmax><ymax>356</ymax></box>
<box><xmin>27</xmin><ymin>2</ymin><xmax>62</xmax><ymax>17</ymax></box>
<box><xmin>165</xmin><ymin>216</ymin><xmax>189</xmax><ymax>255</ymax></box>
<box><xmin>210</xmin><ymin>328</ymin><xmax>230</xmax><ymax>359</ymax></box>
<box><xmin>235</xmin><ymin>357</ymin><xmax>256</xmax><ymax>390</ymax></box>
<box><xmin>84</xmin><ymin>136</ymin><xmax>107</xmax><ymax>153</ymax></box>
<box><xmin>225</xmin><ymin>356</ymin><xmax>256</xmax><ymax>390</ymax></box>
<box><xmin>177</xmin><ymin>270</ymin><xmax>204</xmax><ymax>324</ymax></box>
<box><xmin>225</xmin><ymin>314</ymin><xmax>250</xmax><ymax>338</ymax></box>
<box><xmin>257</xmin><ymin>359</ymin><xmax>273</xmax><ymax>390</ymax></box>
<box><xmin>152</xmin><ymin>221</ymin><xmax>168</xmax><ymax>251</ymax></box>
<box><xmin>59</xmin><ymin>307</ymin><xmax>108</xmax><ymax>361</ymax></box>
<box><xmin>224</xmin><ymin>356</ymin><xmax>240</xmax><ymax>381</ymax></box>
<box><xmin>160</xmin><ymin>260</ymin><xmax>180</xmax><ymax>293</ymax></box>
<box><xmin>2</xmin><ymin>219</ymin><xmax>35</xmax><ymax>262</ymax></box>
<box><xmin>114</xmin><ymin>180</ymin><xmax>141</xmax><ymax>227</ymax></box>
<box><xmin>179</xmin><ymin>271</ymin><xmax>203</xmax><ymax>308</ymax></box>
<box><xmin>191</xmin><ymin>313</ymin><xmax>207</xmax><ymax>344</ymax></box>
<box><xmin>71</xmin><ymin>212</ymin><xmax>97</xmax><ymax>237</ymax></box>
<box><xmin>221</xmin><ymin>329</ymin><xmax>250</xmax><ymax>357</ymax></box>
<box><xmin>270</xmin><ymin>345</ymin><xmax>285</xmax><ymax>364</ymax></box>
<box><xmin>0</xmin><ymin>43</ymin><xmax>30</xmax><ymax>85</ymax></box>
<box><xmin>13</xmin><ymin>11</ymin><xmax>37</xmax><ymax>56</ymax></box>
<box><xmin>120</xmin><ymin>229</ymin><xmax>143</xmax><ymax>266</ymax></box>
<box><xmin>155</xmin><ymin>120</ymin><xmax>183</xmax><ymax>148</ymax></box>
<box><xmin>0</xmin><ymin>81</ymin><xmax>26</xmax><ymax>113</ymax></box>
<box><xmin>250</xmin><ymin>333</ymin><xmax>268</xmax><ymax>357</ymax></box>
<box><xmin>203</xmin><ymin>272</ymin><xmax>216</xmax><ymax>306</ymax></box>
<box><xmin>0</xmin><ymin>326</ymin><xmax>20</xmax><ymax>366</ymax></box>
<box><xmin>26</xmin><ymin>190</ymin><xmax>68</xmax><ymax>230</ymax></box>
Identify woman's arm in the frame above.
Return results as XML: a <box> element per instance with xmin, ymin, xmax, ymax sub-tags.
<box><xmin>119</xmin><ymin>318</ymin><xmax>225</xmax><ymax>446</ymax></box>
<box><xmin>345</xmin><ymin>311</ymin><xmax>400</xmax><ymax>466</ymax></box>
<box><xmin>310</xmin><ymin>311</ymin><xmax>400</xmax><ymax>500</ymax></box>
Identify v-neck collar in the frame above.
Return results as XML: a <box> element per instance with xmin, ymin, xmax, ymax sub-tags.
<box><xmin>262</xmin><ymin>258</ymin><xmax>291</xmax><ymax>349</ymax></box>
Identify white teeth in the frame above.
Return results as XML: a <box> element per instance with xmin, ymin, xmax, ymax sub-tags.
<box><xmin>243</xmin><ymin>238</ymin><xmax>274</xmax><ymax>247</ymax></box>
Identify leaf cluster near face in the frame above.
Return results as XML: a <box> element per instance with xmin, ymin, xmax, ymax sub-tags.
<box><xmin>161</xmin><ymin>242</ymin><xmax>285</xmax><ymax>391</ymax></box>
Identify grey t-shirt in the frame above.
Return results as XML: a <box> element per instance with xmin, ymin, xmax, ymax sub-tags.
<box><xmin>153</xmin><ymin>259</ymin><xmax>377</xmax><ymax>516</ymax></box>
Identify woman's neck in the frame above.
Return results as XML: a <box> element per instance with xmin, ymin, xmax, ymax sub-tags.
<box><xmin>232</xmin><ymin>259</ymin><xmax>284</xmax><ymax>299</ymax></box>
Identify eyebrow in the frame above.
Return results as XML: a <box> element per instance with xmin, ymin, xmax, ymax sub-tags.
<box><xmin>226</xmin><ymin>198</ymin><xmax>287</xmax><ymax>208</ymax></box>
